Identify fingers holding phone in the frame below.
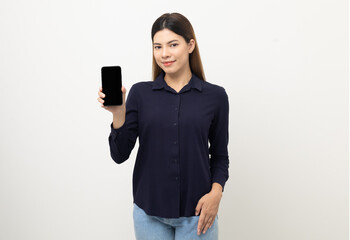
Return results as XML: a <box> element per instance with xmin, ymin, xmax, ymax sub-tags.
<box><xmin>98</xmin><ymin>86</ymin><xmax>127</xmax><ymax>114</ymax></box>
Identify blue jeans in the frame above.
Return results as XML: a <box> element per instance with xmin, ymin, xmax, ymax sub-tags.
<box><xmin>133</xmin><ymin>203</ymin><xmax>219</xmax><ymax>240</ymax></box>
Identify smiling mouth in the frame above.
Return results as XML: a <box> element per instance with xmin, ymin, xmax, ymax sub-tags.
<box><xmin>163</xmin><ymin>60</ymin><xmax>175</xmax><ymax>64</ymax></box>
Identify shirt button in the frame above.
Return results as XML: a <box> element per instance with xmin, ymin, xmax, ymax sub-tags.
<box><xmin>173</xmin><ymin>141</ymin><xmax>177</xmax><ymax>144</ymax></box>
<box><xmin>173</xmin><ymin>122</ymin><xmax>177</xmax><ymax>126</ymax></box>
<box><xmin>175</xmin><ymin>177</ymin><xmax>179</xmax><ymax>180</ymax></box>
<box><xmin>175</xmin><ymin>107</ymin><xmax>178</xmax><ymax>111</ymax></box>
<box><xmin>173</xmin><ymin>159</ymin><xmax>177</xmax><ymax>163</ymax></box>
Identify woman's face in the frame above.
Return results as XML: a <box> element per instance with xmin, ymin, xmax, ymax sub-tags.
<box><xmin>153</xmin><ymin>28</ymin><xmax>195</xmax><ymax>75</ymax></box>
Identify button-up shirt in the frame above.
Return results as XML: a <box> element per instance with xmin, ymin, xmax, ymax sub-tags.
<box><xmin>108</xmin><ymin>70</ymin><xmax>229</xmax><ymax>218</ymax></box>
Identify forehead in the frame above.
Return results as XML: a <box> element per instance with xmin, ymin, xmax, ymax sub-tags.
<box><xmin>153</xmin><ymin>29</ymin><xmax>183</xmax><ymax>43</ymax></box>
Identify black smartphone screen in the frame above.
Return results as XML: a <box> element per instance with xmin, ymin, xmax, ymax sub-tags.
<box><xmin>101</xmin><ymin>66</ymin><xmax>123</xmax><ymax>106</ymax></box>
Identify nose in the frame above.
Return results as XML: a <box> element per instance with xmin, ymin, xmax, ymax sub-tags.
<box><xmin>161</xmin><ymin>46</ymin><xmax>170</xmax><ymax>58</ymax></box>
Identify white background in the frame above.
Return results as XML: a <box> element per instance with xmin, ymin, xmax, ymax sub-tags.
<box><xmin>0</xmin><ymin>0</ymin><xmax>348</xmax><ymax>239</ymax></box>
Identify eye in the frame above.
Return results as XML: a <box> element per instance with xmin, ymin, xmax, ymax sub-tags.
<box><xmin>154</xmin><ymin>46</ymin><xmax>160</xmax><ymax>49</ymax></box>
<box><xmin>171</xmin><ymin>43</ymin><xmax>178</xmax><ymax>47</ymax></box>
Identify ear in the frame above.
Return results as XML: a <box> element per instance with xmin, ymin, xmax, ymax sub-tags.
<box><xmin>188</xmin><ymin>39</ymin><xmax>195</xmax><ymax>54</ymax></box>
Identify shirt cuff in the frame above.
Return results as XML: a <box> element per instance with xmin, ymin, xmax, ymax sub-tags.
<box><xmin>110</xmin><ymin>121</ymin><xmax>127</xmax><ymax>138</ymax></box>
<box><xmin>212</xmin><ymin>178</ymin><xmax>226</xmax><ymax>192</ymax></box>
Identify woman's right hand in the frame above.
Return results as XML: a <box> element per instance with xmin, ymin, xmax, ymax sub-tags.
<box><xmin>97</xmin><ymin>86</ymin><xmax>126</xmax><ymax>115</ymax></box>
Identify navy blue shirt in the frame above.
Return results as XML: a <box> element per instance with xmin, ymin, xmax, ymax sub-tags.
<box><xmin>108</xmin><ymin>70</ymin><xmax>229</xmax><ymax>218</ymax></box>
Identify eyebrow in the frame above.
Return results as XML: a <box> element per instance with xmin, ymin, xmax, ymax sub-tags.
<box><xmin>153</xmin><ymin>40</ymin><xmax>179</xmax><ymax>45</ymax></box>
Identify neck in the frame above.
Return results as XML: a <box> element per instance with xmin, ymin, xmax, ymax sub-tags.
<box><xmin>164</xmin><ymin>67</ymin><xmax>192</xmax><ymax>87</ymax></box>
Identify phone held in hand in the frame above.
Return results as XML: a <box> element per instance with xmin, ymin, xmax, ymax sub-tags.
<box><xmin>101</xmin><ymin>66</ymin><xmax>123</xmax><ymax>106</ymax></box>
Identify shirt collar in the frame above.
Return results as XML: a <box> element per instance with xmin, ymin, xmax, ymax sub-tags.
<box><xmin>152</xmin><ymin>71</ymin><xmax>203</xmax><ymax>92</ymax></box>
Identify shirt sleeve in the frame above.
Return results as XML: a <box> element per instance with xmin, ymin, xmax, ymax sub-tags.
<box><xmin>208</xmin><ymin>87</ymin><xmax>229</xmax><ymax>192</ymax></box>
<box><xmin>108</xmin><ymin>84</ymin><xmax>139</xmax><ymax>164</ymax></box>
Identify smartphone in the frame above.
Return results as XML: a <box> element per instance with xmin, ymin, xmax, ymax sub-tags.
<box><xmin>101</xmin><ymin>66</ymin><xmax>123</xmax><ymax>106</ymax></box>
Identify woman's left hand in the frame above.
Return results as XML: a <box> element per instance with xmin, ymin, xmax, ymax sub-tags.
<box><xmin>195</xmin><ymin>190</ymin><xmax>222</xmax><ymax>235</ymax></box>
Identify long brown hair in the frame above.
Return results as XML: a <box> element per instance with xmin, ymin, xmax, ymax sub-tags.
<box><xmin>151</xmin><ymin>13</ymin><xmax>206</xmax><ymax>81</ymax></box>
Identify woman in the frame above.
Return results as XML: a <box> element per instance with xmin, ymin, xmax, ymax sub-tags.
<box><xmin>97</xmin><ymin>12</ymin><xmax>229</xmax><ymax>240</ymax></box>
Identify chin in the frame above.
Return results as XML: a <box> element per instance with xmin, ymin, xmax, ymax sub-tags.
<box><xmin>164</xmin><ymin>67</ymin><xmax>179</xmax><ymax>73</ymax></box>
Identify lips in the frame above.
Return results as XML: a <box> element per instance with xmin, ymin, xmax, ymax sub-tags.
<box><xmin>163</xmin><ymin>60</ymin><xmax>175</xmax><ymax>66</ymax></box>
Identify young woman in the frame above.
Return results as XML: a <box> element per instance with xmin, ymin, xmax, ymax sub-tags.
<box><xmin>97</xmin><ymin>12</ymin><xmax>229</xmax><ymax>240</ymax></box>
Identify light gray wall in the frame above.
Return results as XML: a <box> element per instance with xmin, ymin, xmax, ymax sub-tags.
<box><xmin>0</xmin><ymin>0</ymin><xmax>348</xmax><ymax>239</ymax></box>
